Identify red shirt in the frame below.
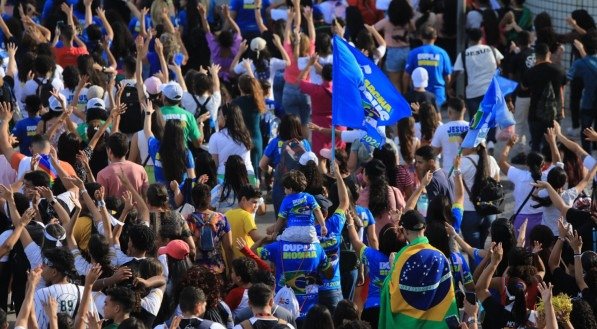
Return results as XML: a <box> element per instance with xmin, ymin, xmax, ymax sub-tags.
<box><xmin>283</xmin><ymin>41</ymin><xmax>315</xmax><ymax>84</ymax></box>
<box><xmin>53</xmin><ymin>46</ymin><xmax>89</xmax><ymax>68</ymax></box>
<box><xmin>97</xmin><ymin>160</ymin><xmax>148</xmax><ymax>198</ymax></box>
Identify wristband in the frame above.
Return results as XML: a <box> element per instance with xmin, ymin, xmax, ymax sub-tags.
<box><xmin>97</xmin><ymin>200</ymin><xmax>106</xmax><ymax>208</ymax></box>
<box><xmin>145</xmin><ymin>111</ymin><xmax>152</xmax><ymax>115</ymax></box>
<box><xmin>574</xmin><ymin>253</ymin><xmax>582</xmax><ymax>256</ymax></box>
<box><xmin>80</xmin><ymin>189</ymin><xmax>87</xmax><ymax>194</ymax></box>
<box><xmin>346</xmin><ymin>223</ymin><xmax>354</xmax><ymax>228</ymax></box>
<box><xmin>49</xmin><ymin>198</ymin><xmax>57</xmax><ymax>205</ymax></box>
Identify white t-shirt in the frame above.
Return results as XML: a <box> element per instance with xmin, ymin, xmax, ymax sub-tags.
<box><xmin>21</xmin><ymin>78</ymin><xmax>64</xmax><ymax>101</ymax></box>
<box><xmin>181</xmin><ymin>91</ymin><xmax>222</xmax><ymax>127</ymax></box>
<box><xmin>154</xmin><ymin>316</ymin><xmax>226</xmax><ymax>329</ymax></box>
<box><xmin>507</xmin><ymin>163</ymin><xmax>561</xmax><ymax>215</ymax></box>
<box><xmin>208</xmin><ymin>128</ymin><xmax>255</xmax><ymax>175</ymax></box>
<box><xmin>430</xmin><ymin>120</ymin><xmax>469</xmax><ymax>170</ymax></box>
<box><xmin>234</xmin><ymin>57</ymin><xmax>287</xmax><ymax>96</ymax></box>
<box><xmin>459</xmin><ymin>154</ymin><xmax>500</xmax><ymax>211</ymax></box>
<box><xmin>298</xmin><ymin>54</ymin><xmax>333</xmax><ymax>85</ymax></box>
<box><xmin>538</xmin><ymin>187</ymin><xmax>577</xmax><ymax>235</ymax></box>
<box><xmin>0</xmin><ymin>155</ymin><xmax>16</xmax><ymax>186</ymax></box>
<box><xmin>60</xmin><ymin>87</ymin><xmax>87</xmax><ymax>125</ymax></box>
<box><xmin>34</xmin><ymin>284</ymin><xmax>98</xmax><ymax>329</ymax></box>
<box><xmin>233</xmin><ymin>317</ymin><xmax>296</xmax><ymax>329</ymax></box>
<box><xmin>453</xmin><ymin>44</ymin><xmax>504</xmax><ymax>98</ymax></box>
<box><xmin>317</xmin><ymin>0</ymin><xmax>347</xmax><ymax>24</ymax></box>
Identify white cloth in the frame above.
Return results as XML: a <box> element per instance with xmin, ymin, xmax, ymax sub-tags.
<box><xmin>430</xmin><ymin>120</ymin><xmax>469</xmax><ymax>170</ymax></box>
<box><xmin>298</xmin><ymin>54</ymin><xmax>333</xmax><ymax>85</ymax></box>
<box><xmin>21</xmin><ymin>78</ymin><xmax>64</xmax><ymax>101</ymax></box>
<box><xmin>453</xmin><ymin>45</ymin><xmax>504</xmax><ymax>98</ymax></box>
<box><xmin>233</xmin><ymin>317</ymin><xmax>296</xmax><ymax>329</ymax></box>
<box><xmin>181</xmin><ymin>91</ymin><xmax>222</xmax><ymax>124</ymax></box>
<box><xmin>208</xmin><ymin>128</ymin><xmax>255</xmax><ymax>176</ymax></box>
<box><xmin>507</xmin><ymin>163</ymin><xmax>562</xmax><ymax>215</ymax></box>
<box><xmin>34</xmin><ymin>284</ymin><xmax>98</xmax><ymax>329</ymax></box>
<box><xmin>539</xmin><ymin>187</ymin><xmax>577</xmax><ymax>235</ymax></box>
<box><xmin>0</xmin><ymin>155</ymin><xmax>16</xmax><ymax>186</ymax></box>
<box><xmin>460</xmin><ymin>154</ymin><xmax>500</xmax><ymax>211</ymax></box>
<box><xmin>137</xmin><ymin>130</ymin><xmax>154</xmax><ymax>166</ymax></box>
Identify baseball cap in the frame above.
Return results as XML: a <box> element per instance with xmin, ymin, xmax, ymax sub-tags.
<box><xmin>86</xmin><ymin>97</ymin><xmax>105</xmax><ymax>111</ymax></box>
<box><xmin>314</xmin><ymin>194</ymin><xmax>333</xmax><ymax>212</ymax></box>
<box><xmin>48</xmin><ymin>94</ymin><xmax>66</xmax><ymax>112</ymax></box>
<box><xmin>250</xmin><ymin>37</ymin><xmax>267</xmax><ymax>52</ymax></box>
<box><xmin>412</xmin><ymin>67</ymin><xmax>429</xmax><ymax>88</ymax></box>
<box><xmin>299</xmin><ymin>151</ymin><xmax>318</xmax><ymax>166</ymax></box>
<box><xmin>400</xmin><ymin>210</ymin><xmax>426</xmax><ymax>231</ymax></box>
<box><xmin>158</xmin><ymin>239</ymin><xmax>190</xmax><ymax>260</ymax></box>
<box><xmin>145</xmin><ymin>76</ymin><xmax>163</xmax><ymax>95</ymax></box>
<box><xmin>161</xmin><ymin>81</ymin><xmax>183</xmax><ymax>101</ymax></box>
<box><xmin>86</xmin><ymin>85</ymin><xmax>105</xmax><ymax>100</ymax></box>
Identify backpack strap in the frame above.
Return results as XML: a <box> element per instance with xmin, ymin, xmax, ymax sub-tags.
<box><xmin>240</xmin><ymin>320</ymin><xmax>253</xmax><ymax>329</ymax></box>
<box><xmin>199</xmin><ymin>319</ymin><xmax>215</xmax><ymax>329</ymax></box>
<box><xmin>72</xmin><ymin>285</ymin><xmax>81</xmax><ymax>318</ymax></box>
<box><xmin>461</xmin><ymin>49</ymin><xmax>468</xmax><ymax>92</ymax></box>
<box><xmin>193</xmin><ymin>95</ymin><xmax>212</xmax><ymax>118</ymax></box>
<box><xmin>142</xmin><ymin>154</ymin><xmax>151</xmax><ymax>167</ymax></box>
<box><xmin>509</xmin><ymin>186</ymin><xmax>536</xmax><ymax>223</ymax></box>
<box><xmin>462</xmin><ymin>157</ymin><xmax>479</xmax><ymax>207</ymax></box>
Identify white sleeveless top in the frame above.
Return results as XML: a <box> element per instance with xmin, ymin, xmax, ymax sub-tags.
<box><xmin>137</xmin><ymin>130</ymin><xmax>154</xmax><ymax>166</ymax></box>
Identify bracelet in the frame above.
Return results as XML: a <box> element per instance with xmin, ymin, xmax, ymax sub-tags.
<box><xmin>80</xmin><ymin>189</ymin><xmax>87</xmax><ymax>194</ymax></box>
<box><xmin>558</xmin><ymin>237</ymin><xmax>566</xmax><ymax>242</ymax></box>
<box><xmin>97</xmin><ymin>200</ymin><xmax>106</xmax><ymax>208</ymax></box>
<box><xmin>50</xmin><ymin>198</ymin><xmax>57</xmax><ymax>205</ymax></box>
<box><xmin>574</xmin><ymin>253</ymin><xmax>582</xmax><ymax>256</ymax></box>
<box><xmin>145</xmin><ymin>111</ymin><xmax>152</xmax><ymax>115</ymax></box>
<box><xmin>346</xmin><ymin>223</ymin><xmax>354</xmax><ymax>228</ymax></box>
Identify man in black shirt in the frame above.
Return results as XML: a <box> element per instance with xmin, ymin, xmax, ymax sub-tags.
<box><xmin>521</xmin><ymin>43</ymin><xmax>567</xmax><ymax>152</ymax></box>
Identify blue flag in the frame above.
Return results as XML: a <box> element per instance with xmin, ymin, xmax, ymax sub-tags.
<box><xmin>461</xmin><ymin>74</ymin><xmax>517</xmax><ymax>148</ymax></box>
<box><xmin>332</xmin><ymin>36</ymin><xmax>411</xmax><ymax>148</ymax></box>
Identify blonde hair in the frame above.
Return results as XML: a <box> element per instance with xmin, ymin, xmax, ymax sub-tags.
<box><xmin>151</xmin><ymin>0</ymin><xmax>170</xmax><ymax>27</ymax></box>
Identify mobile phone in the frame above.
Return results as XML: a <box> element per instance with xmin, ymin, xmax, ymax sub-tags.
<box><xmin>445</xmin><ymin>315</ymin><xmax>460</xmax><ymax>329</ymax></box>
<box><xmin>465</xmin><ymin>292</ymin><xmax>477</xmax><ymax>304</ymax></box>
<box><xmin>455</xmin><ymin>290</ymin><xmax>464</xmax><ymax>308</ymax></box>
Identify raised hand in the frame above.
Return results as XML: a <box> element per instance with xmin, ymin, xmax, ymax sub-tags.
<box><xmin>420</xmin><ymin>170</ymin><xmax>433</xmax><ymax>187</ymax></box>
<box><xmin>36</xmin><ymin>186</ymin><xmax>54</xmax><ymax>200</ymax></box>
<box><xmin>532</xmin><ymin>240</ymin><xmax>543</xmax><ymax>254</ymax></box>
<box><xmin>568</xmin><ymin>230</ymin><xmax>582</xmax><ymax>253</ymax></box>
<box><xmin>444</xmin><ymin>222</ymin><xmax>457</xmax><ymax>237</ymax></box>
<box><xmin>94</xmin><ymin>186</ymin><xmax>105</xmax><ymax>202</ymax></box>
<box><xmin>197</xmin><ymin>3</ymin><xmax>206</xmax><ymax>16</ymax></box>
<box><xmin>583</xmin><ymin>127</ymin><xmax>597</xmax><ymax>142</ymax></box>
<box><xmin>27</xmin><ymin>267</ymin><xmax>43</xmax><ymax>286</ymax></box>
<box><xmin>122</xmin><ymin>191</ymin><xmax>135</xmax><ymax>212</ymax></box>
<box><xmin>537</xmin><ymin>281</ymin><xmax>553</xmax><ymax>302</ymax></box>
<box><xmin>238</xmin><ymin>40</ymin><xmax>249</xmax><ymax>54</ymax></box>
<box><xmin>76</xmin><ymin>150</ymin><xmax>90</xmax><ymax>167</ymax></box>
<box><xmin>6</xmin><ymin>43</ymin><xmax>17</xmax><ymax>57</ymax></box>
<box><xmin>0</xmin><ymin>101</ymin><xmax>12</xmax><ymax>120</ymax></box>
<box><xmin>489</xmin><ymin>242</ymin><xmax>503</xmax><ymax>265</ymax></box>
<box><xmin>208</xmin><ymin>64</ymin><xmax>221</xmax><ymax>77</ymax></box>
<box><xmin>141</xmin><ymin>100</ymin><xmax>154</xmax><ymax>115</ymax></box>
<box><xmin>85</xmin><ymin>263</ymin><xmax>103</xmax><ymax>286</ymax></box>
<box><xmin>0</xmin><ymin>184</ymin><xmax>13</xmax><ymax>200</ymax></box>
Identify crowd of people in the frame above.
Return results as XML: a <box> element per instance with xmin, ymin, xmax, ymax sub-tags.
<box><xmin>0</xmin><ymin>0</ymin><xmax>595</xmax><ymax>328</ymax></box>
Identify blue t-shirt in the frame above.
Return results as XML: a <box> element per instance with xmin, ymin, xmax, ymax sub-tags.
<box><xmin>12</xmin><ymin>116</ymin><xmax>41</xmax><ymax>156</ymax></box>
<box><xmin>315</xmin><ymin>210</ymin><xmax>346</xmax><ymax>292</ymax></box>
<box><xmin>405</xmin><ymin>45</ymin><xmax>453</xmax><ymax>106</ymax></box>
<box><xmin>568</xmin><ymin>55</ymin><xmax>597</xmax><ymax>110</ymax></box>
<box><xmin>279</xmin><ymin>192</ymin><xmax>320</xmax><ymax>227</ymax></box>
<box><xmin>229</xmin><ymin>0</ymin><xmax>271</xmax><ymax>34</ymax></box>
<box><xmin>360</xmin><ymin>246</ymin><xmax>391</xmax><ymax>309</ymax></box>
<box><xmin>356</xmin><ymin>205</ymin><xmax>375</xmax><ymax>245</ymax></box>
<box><xmin>128</xmin><ymin>16</ymin><xmax>153</xmax><ymax>38</ymax></box>
<box><xmin>257</xmin><ymin>241</ymin><xmax>330</xmax><ymax>318</ymax></box>
<box><xmin>450</xmin><ymin>252</ymin><xmax>473</xmax><ymax>289</ymax></box>
<box><xmin>148</xmin><ymin>136</ymin><xmax>195</xmax><ymax>184</ymax></box>
<box><xmin>263</xmin><ymin>137</ymin><xmax>311</xmax><ymax>167</ymax></box>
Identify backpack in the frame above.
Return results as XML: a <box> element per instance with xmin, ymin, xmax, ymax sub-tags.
<box><xmin>119</xmin><ymin>84</ymin><xmax>144</xmax><ymax>134</ymax></box>
<box><xmin>240</xmin><ymin>318</ymin><xmax>289</xmax><ymax>329</ymax></box>
<box><xmin>254</xmin><ymin>58</ymin><xmax>271</xmax><ymax>82</ymax></box>
<box><xmin>273</xmin><ymin>139</ymin><xmax>305</xmax><ymax>184</ymax></box>
<box><xmin>339</xmin><ymin>226</ymin><xmax>359</xmax><ymax>272</ymax></box>
<box><xmin>164</xmin><ymin>317</ymin><xmax>215</xmax><ymax>329</ymax></box>
<box><xmin>462</xmin><ymin>157</ymin><xmax>505</xmax><ymax>216</ymax></box>
<box><xmin>535</xmin><ymin>82</ymin><xmax>559</xmax><ymax>124</ymax></box>
<box><xmin>274</xmin><ymin>285</ymin><xmax>300</xmax><ymax>319</ymax></box>
<box><xmin>34</xmin><ymin>78</ymin><xmax>53</xmax><ymax>107</ymax></box>
<box><xmin>188</xmin><ymin>212</ymin><xmax>218</xmax><ymax>252</ymax></box>
<box><xmin>192</xmin><ymin>95</ymin><xmax>213</xmax><ymax>142</ymax></box>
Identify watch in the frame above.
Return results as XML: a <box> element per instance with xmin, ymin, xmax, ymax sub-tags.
<box><xmin>466</xmin><ymin>317</ymin><xmax>477</xmax><ymax>325</ymax></box>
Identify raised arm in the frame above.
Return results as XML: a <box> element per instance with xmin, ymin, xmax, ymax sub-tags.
<box><xmin>555</xmin><ymin>121</ymin><xmax>588</xmax><ymax>160</ymax></box>
<box><xmin>453</xmin><ymin>156</ymin><xmax>464</xmax><ymax>206</ymax></box>
<box><xmin>15</xmin><ymin>267</ymin><xmax>42</xmax><ymax>329</ymax></box>
<box><xmin>0</xmin><ymin>102</ymin><xmax>17</xmax><ymax>162</ymax></box>
<box><xmin>154</xmin><ymin>38</ymin><xmax>169</xmax><ymax>84</ymax></box>
<box><xmin>569</xmin><ymin>231</ymin><xmax>588</xmax><ymax>290</ymax></box>
<box><xmin>499</xmin><ymin>135</ymin><xmax>517</xmax><ymax>175</ymax></box>
<box><xmin>405</xmin><ymin>170</ymin><xmax>432</xmax><ymax>210</ymax></box>
<box><xmin>6</xmin><ymin>43</ymin><xmax>17</xmax><ymax>79</ymax></box>
<box><xmin>223</xmin><ymin>5</ymin><xmax>241</xmax><ymax>37</ymax></box>
<box><xmin>254</xmin><ymin>0</ymin><xmax>267</xmax><ymax>33</ymax></box>
<box><xmin>545</xmin><ymin>127</ymin><xmax>561</xmax><ymax>164</ymax></box>
<box><xmin>74</xmin><ymin>264</ymin><xmax>102</xmax><ymax>329</ymax></box>
<box><xmin>117</xmin><ymin>170</ymin><xmax>149</xmax><ymax>222</ymax></box>
<box><xmin>475</xmin><ymin>242</ymin><xmax>502</xmax><ymax>302</ymax></box>
<box><xmin>303</xmin><ymin>6</ymin><xmax>315</xmax><ymax>42</ymax></box>
<box><xmin>197</xmin><ymin>3</ymin><xmax>210</xmax><ymax>34</ymax></box>
<box><xmin>548</xmin><ymin>218</ymin><xmax>568</xmax><ymax>273</ymax></box>
<box><xmin>135</xmin><ymin>36</ymin><xmax>147</xmax><ymax>103</ymax></box>
<box><xmin>230</xmin><ymin>40</ymin><xmax>249</xmax><ymax>75</ymax></box>
<box><xmin>142</xmin><ymin>100</ymin><xmax>154</xmax><ymax>139</ymax></box>
<box><xmin>532</xmin><ymin>180</ymin><xmax>571</xmax><ymax>216</ymax></box>
<box><xmin>96</xmin><ymin>8</ymin><xmax>113</xmax><ymax>42</ymax></box>
<box><xmin>345</xmin><ymin>209</ymin><xmax>366</xmax><ymax>255</ymax></box>
<box><xmin>83</xmin><ymin>0</ymin><xmax>92</xmax><ymax>27</ymax></box>
<box><xmin>573</xmin><ymin>163</ymin><xmax>597</xmax><ymax>194</ymax></box>
<box><xmin>364</xmin><ymin>24</ymin><xmax>385</xmax><ymax>48</ymax></box>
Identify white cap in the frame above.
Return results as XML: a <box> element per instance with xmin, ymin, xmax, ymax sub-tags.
<box><xmin>86</xmin><ymin>85</ymin><xmax>105</xmax><ymax>100</ymax></box>
<box><xmin>250</xmin><ymin>37</ymin><xmax>267</xmax><ymax>52</ymax></box>
<box><xmin>48</xmin><ymin>94</ymin><xmax>67</xmax><ymax>112</ymax></box>
<box><xmin>412</xmin><ymin>67</ymin><xmax>429</xmax><ymax>88</ymax></box>
<box><xmin>299</xmin><ymin>151</ymin><xmax>318</xmax><ymax>166</ymax></box>
<box><xmin>86</xmin><ymin>97</ymin><xmax>105</xmax><ymax>111</ymax></box>
<box><xmin>161</xmin><ymin>81</ymin><xmax>183</xmax><ymax>101</ymax></box>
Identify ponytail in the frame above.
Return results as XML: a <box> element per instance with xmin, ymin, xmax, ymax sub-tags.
<box><xmin>526</xmin><ymin>151</ymin><xmax>544</xmax><ymax>182</ymax></box>
<box><xmin>506</xmin><ymin>280</ymin><xmax>528</xmax><ymax>327</ymax></box>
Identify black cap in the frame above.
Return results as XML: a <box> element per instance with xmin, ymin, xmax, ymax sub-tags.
<box><xmin>314</xmin><ymin>194</ymin><xmax>333</xmax><ymax>212</ymax></box>
<box><xmin>400</xmin><ymin>210</ymin><xmax>426</xmax><ymax>231</ymax></box>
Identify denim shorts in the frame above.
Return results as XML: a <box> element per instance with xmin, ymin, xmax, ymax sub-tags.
<box><xmin>384</xmin><ymin>46</ymin><xmax>410</xmax><ymax>73</ymax></box>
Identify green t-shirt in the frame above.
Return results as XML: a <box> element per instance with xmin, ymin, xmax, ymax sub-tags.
<box><xmin>160</xmin><ymin>105</ymin><xmax>201</xmax><ymax>143</ymax></box>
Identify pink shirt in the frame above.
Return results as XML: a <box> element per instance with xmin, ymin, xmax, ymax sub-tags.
<box><xmin>97</xmin><ymin>160</ymin><xmax>148</xmax><ymax>198</ymax></box>
<box><xmin>283</xmin><ymin>40</ymin><xmax>315</xmax><ymax>84</ymax></box>
<box><xmin>356</xmin><ymin>185</ymin><xmax>405</xmax><ymax>236</ymax></box>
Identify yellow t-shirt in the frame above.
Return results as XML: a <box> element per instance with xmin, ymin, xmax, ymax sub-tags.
<box><xmin>72</xmin><ymin>216</ymin><xmax>93</xmax><ymax>252</ymax></box>
<box><xmin>225</xmin><ymin>208</ymin><xmax>257</xmax><ymax>259</ymax></box>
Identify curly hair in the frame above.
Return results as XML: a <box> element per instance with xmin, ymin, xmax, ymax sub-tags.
<box><xmin>282</xmin><ymin>170</ymin><xmax>307</xmax><ymax>192</ymax></box>
<box><xmin>299</xmin><ymin>160</ymin><xmax>324</xmax><ymax>195</ymax></box>
<box><xmin>231</xmin><ymin>258</ymin><xmax>258</xmax><ymax>284</ymax></box>
<box><xmin>176</xmin><ymin>265</ymin><xmax>223</xmax><ymax>310</ymax></box>
<box><xmin>43</xmin><ymin>247</ymin><xmax>78</xmax><ymax>280</ymax></box>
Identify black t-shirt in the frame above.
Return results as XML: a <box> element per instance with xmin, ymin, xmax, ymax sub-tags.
<box><xmin>521</xmin><ymin>62</ymin><xmax>566</xmax><ymax>116</ymax></box>
<box><xmin>550</xmin><ymin>267</ymin><xmax>580</xmax><ymax>297</ymax></box>
<box><xmin>482</xmin><ymin>297</ymin><xmax>534</xmax><ymax>329</ymax></box>
<box><xmin>406</xmin><ymin>90</ymin><xmax>439</xmax><ymax>112</ymax></box>
<box><xmin>565</xmin><ymin>208</ymin><xmax>596</xmax><ymax>253</ymax></box>
<box><xmin>507</xmin><ymin>47</ymin><xmax>534</xmax><ymax>97</ymax></box>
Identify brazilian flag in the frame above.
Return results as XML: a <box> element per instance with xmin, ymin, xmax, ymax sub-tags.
<box><xmin>379</xmin><ymin>237</ymin><xmax>458</xmax><ymax>329</ymax></box>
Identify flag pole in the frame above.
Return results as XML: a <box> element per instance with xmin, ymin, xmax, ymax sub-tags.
<box><xmin>331</xmin><ymin>124</ymin><xmax>336</xmax><ymax>174</ymax></box>
<box><xmin>448</xmin><ymin>147</ymin><xmax>462</xmax><ymax>178</ymax></box>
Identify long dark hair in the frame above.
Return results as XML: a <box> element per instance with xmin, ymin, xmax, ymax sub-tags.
<box><xmin>506</xmin><ymin>278</ymin><xmax>529</xmax><ymax>327</ymax></box>
<box><xmin>373</xmin><ymin>144</ymin><xmax>399</xmax><ymax>187</ymax></box>
<box><xmin>426</xmin><ymin>195</ymin><xmax>452</xmax><ymax>225</ymax></box>
<box><xmin>415</xmin><ymin>0</ymin><xmax>435</xmax><ymax>31</ymax></box>
<box><xmin>560</xmin><ymin>143</ymin><xmax>583</xmax><ymax>187</ymax></box>
<box><xmin>491</xmin><ymin>218</ymin><xmax>517</xmax><ymax>276</ymax></box>
<box><xmin>526</xmin><ymin>151</ymin><xmax>544</xmax><ymax>182</ymax></box>
<box><xmin>238</xmin><ymin>75</ymin><xmax>266</xmax><ymax>114</ymax></box>
<box><xmin>397</xmin><ymin>117</ymin><xmax>416</xmax><ymax>163</ymax></box>
<box><xmin>315</xmin><ymin>32</ymin><xmax>332</xmax><ymax>56</ymax></box>
<box><xmin>220</xmin><ymin>155</ymin><xmax>249</xmax><ymax>203</ymax></box>
<box><xmin>221</xmin><ymin>104</ymin><xmax>252</xmax><ymax>149</ymax></box>
<box><xmin>248</xmin><ymin>47</ymin><xmax>272</xmax><ymax>74</ymax></box>
<box><xmin>425</xmin><ymin>220</ymin><xmax>451</xmax><ymax>258</ymax></box>
<box><xmin>300</xmin><ymin>160</ymin><xmax>324</xmax><ymax>195</ymax></box>
<box><xmin>471</xmin><ymin>144</ymin><xmax>491</xmax><ymax>199</ymax></box>
<box><xmin>159</xmin><ymin>119</ymin><xmax>188</xmax><ymax>183</ymax></box>
<box><xmin>532</xmin><ymin>166</ymin><xmax>566</xmax><ymax>208</ymax></box>
<box><xmin>110</xmin><ymin>19</ymin><xmax>135</xmax><ymax>60</ymax></box>
<box><xmin>365</xmin><ymin>159</ymin><xmax>390</xmax><ymax>218</ymax></box>
<box><xmin>278</xmin><ymin>114</ymin><xmax>304</xmax><ymax>141</ymax></box>
<box><xmin>419</xmin><ymin>103</ymin><xmax>439</xmax><ymax>142</ymax></box>
<box><xmin>57</xmin><ymin>132</ymin><xmax>82</xmax><ymax>168</ymax></box>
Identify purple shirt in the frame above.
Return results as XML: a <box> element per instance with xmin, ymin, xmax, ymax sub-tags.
<box><xmin>206</xmin><ymin>32</ymin><xmax>242</xmax><ymax>81</ymax></box>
